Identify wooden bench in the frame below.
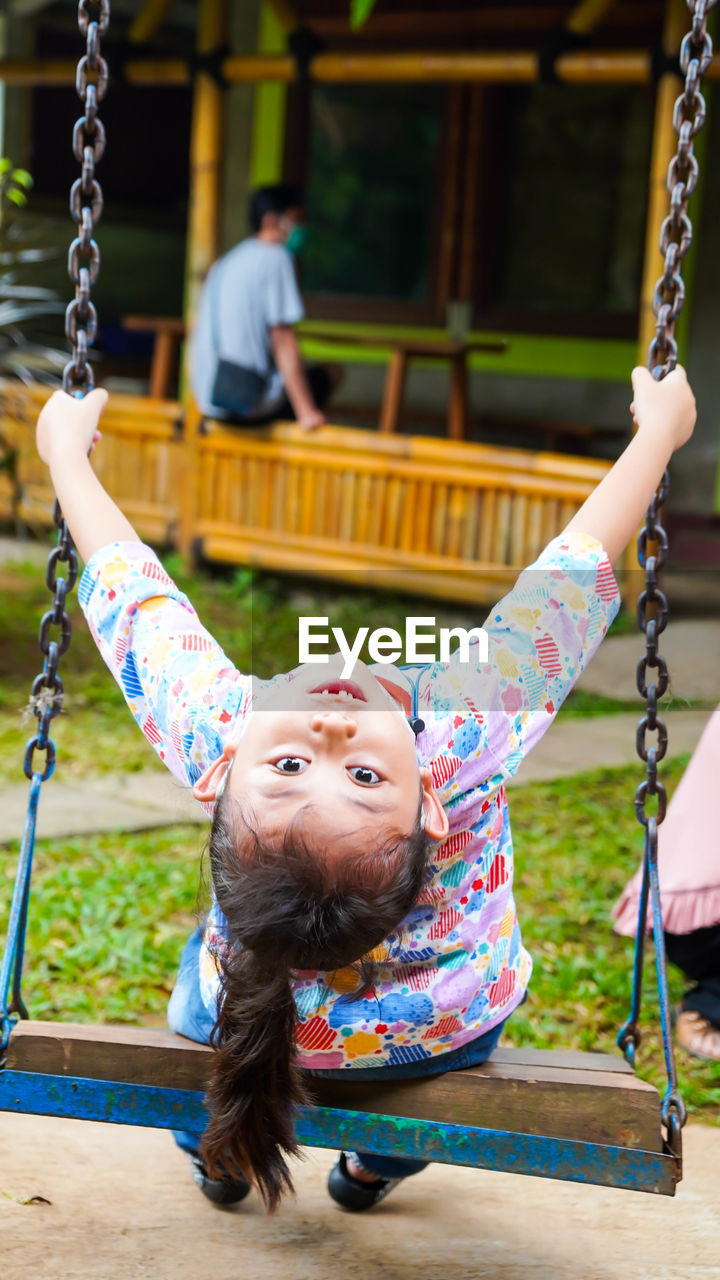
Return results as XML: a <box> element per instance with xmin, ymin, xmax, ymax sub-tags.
<box><xmin>378</xmin><ymin>337</ymin><xmax>506</xmax><ymax>440</ymax></box>
<box><xmin>0</xmin><ymin>1021</ymin><xmax>677</xmax><ymax>1194</ymax></box>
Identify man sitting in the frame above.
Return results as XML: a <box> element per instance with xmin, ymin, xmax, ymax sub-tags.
<box><xmin>191</xmin><ymin>183</ymin><xmax>338</xmax><ymax>430</ymax></box>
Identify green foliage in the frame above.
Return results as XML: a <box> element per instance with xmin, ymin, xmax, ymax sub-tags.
<box><xmin>508</xmin><ymin>762</ymin><xmax>720</xmax><ymax>1119</ymax></box>
<box><xmin>1</xmin><ymin>826</ymin><xmax>205</xmax><ymax>1023</ymax></box>
<box><xmin>0</xmin><ymin>159</ymin><xmax>33</xmax><ymax>215</ymax></box>
<box><xmin>349</xmin><ymin>0</ymin><xmax>377</xmax><ymax>30</ymax></box>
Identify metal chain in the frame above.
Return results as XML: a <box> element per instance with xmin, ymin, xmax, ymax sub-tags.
<box><xmin>9</xmin><ymin>2</ymin><xmax>110</xmax><ymax>1029</ymax></box>
<box><xmin>619</xmin><ymin>0</ymin><xmax>716</xmax><ymax>1164</ymax></box>
<box><xmin>25</xmin><ymin>0</ymin><xmax>109</xmax><ymax>788</ymax></box>
<box><xmin>64</xmin><ymin>0</ymin><xmax>109</xmax><ymax>396</ymax></box>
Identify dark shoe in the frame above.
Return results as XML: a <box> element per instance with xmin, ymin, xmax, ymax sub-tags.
<box><xmin>189</xmin><ymin>1154</ymin><xmax>252</xmax><ymax>1206</ymax></box>
<box><xmin>327</xmin><ymin>1152</ymin><xmax>401</xmax><ymax>1212</ymax></box>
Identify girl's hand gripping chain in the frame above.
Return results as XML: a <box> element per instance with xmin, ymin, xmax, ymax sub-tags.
<box><xmin>36</xmin><ymin>389</ymin><xmax>141</xmax><ymax>563</ymax></box>
<box><xmin>36</xmin><ymin>387</ymin><xmax>106</xmax><ymax>466</ymax></box>
<box><xmin>564</xmin><ymin>365</ymin><xmax>696</xmax><ymax>564</ymax></box>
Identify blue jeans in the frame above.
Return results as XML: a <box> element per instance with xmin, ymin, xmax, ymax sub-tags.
<box><xmin>168</xmin><ymin>925</ymin><xmax>506</xmax><ymax>1179</ymax></box>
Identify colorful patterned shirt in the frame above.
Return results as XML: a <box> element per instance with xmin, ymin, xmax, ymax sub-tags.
<box><xmin>79</xmin><ymin>533</ymin><xmax>619</xmax><ymax>1069</ymax></box>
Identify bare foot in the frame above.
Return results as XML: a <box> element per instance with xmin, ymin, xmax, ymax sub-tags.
<box><xmin>346</xmin><ymin>1155</ymin><xmax>383</xmax><ymax>1184</ymax></box>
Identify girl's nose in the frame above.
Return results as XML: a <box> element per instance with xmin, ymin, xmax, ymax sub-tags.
<box><xmin>309</xmin><ymin>711</ymin><xmax>357</xmax><ymax>739</ymax></box>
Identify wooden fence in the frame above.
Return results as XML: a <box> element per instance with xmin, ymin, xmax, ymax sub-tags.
<box><xmin>188</xmin><ymin>419</ymin><xmax>612</xmax><ymax>603</ymax></box>
<box><xmin>0</xmin><ymin>382</ymin><xmax>612</xmax><ymax>605</ymax></box>
<box><xmin>0</xmin><ymin>382</ymin><xmax>183</xmax><ymax>545</ymax></box>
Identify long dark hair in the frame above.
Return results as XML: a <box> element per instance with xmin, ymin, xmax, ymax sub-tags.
<box><xmin>200</xmin><ymin>794</ymin><xmax>430</xmax><ymax>1212</ymax></box>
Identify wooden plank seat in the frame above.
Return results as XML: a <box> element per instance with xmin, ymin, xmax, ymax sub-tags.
<box><xmin>0</xmin><ymin>1021</ymin><xmax>678</xmax><ymax>1194</ymax></box>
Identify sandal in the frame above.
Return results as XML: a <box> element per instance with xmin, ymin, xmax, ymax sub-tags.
<box><xmin>327</xmin><ymin>1151</ymin><xmax>402</xmax><ymax>1212</ymax></box>
<box><xmin>188</xmin><ymin>1154</ymin><xmax>252</xmax><ymax>1206</ymax></box>
<box><xmin>675</xmin><ymin>1008</ymin><xmax>720</xmax><ymax>1062</ymax></box>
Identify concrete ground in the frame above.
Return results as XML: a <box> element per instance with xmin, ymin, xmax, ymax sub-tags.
<box><xmin>1</xmin><ymin>1113</ymin><xmax>719</xmax><ymax>1280</ymax></box>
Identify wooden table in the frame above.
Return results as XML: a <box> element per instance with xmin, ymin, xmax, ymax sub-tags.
<box><xmin>121</xmin><ymin>318</ymin><xmax>506</xmax><ymax>439</ymax></box>
<box><xmin>122</xmin><ymin>315</ymin><xmax>186</xmax><ymax>399</ymax></box>
<box><xmin>304</xmin><ymin>331</ymin><xmax>507</xmax><ymax>441</ymax></box>
<box><xmin>378</xmin><ymin>337</ymin><xmax>506</xmax><ymax>440</ymax></box>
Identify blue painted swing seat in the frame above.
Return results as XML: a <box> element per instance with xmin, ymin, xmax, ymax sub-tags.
<box><xmin>0</xmin><ymin>1020</ymin><xmax>679</xmax><ymax>1196</ymax></box>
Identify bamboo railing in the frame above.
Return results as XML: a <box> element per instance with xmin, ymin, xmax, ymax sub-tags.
<box><xmin>0</xmin><ymin>383</ymin><xmax>611</xmax><ymax>605</ymax></box>
<box><xmin>0</xmin><ymin>383</ymin><xmax>183</xmax><ymax>544</ymax></box>
<box><xmin>189</xmin><ymin>419</ymin><xmax>612</xmax><ymax>604</ymax></box>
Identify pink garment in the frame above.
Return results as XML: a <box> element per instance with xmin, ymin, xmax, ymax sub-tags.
<box><xmin>613</xmin><ymin>706</ymin><xmax>720</xmax><ymax>937</ymax></box>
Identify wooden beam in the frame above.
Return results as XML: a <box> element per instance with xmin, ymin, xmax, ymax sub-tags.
<box><xmin>128</xmin><ymin>0</ymin><xmax>179</xmax><ymax>45</ymax></box>
<box><xmin>1</xmin><ymin>50</ymin><xmax>720</xmax><ymax>89</ymax></box>
<box><xmin>6</xmin><ymin>1021</ymin><xmax>663</xmax><ymax>1152</ymax></box>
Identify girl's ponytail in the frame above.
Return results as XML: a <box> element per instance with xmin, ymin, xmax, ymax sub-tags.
<box><xmin>202</xmin><ymin>795</ymin><xmax>430</xmax><ymax>1211</ymax></box>
<box><xmin>201</xmin><ymin>945</ymin><xmax>307</xmax><ymax>1212</ymax></box>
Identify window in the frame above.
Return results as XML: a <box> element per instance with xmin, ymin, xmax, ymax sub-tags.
<box><xmin>301</xmin><ymin>83</ymin><xmax>445</xmax><ymax>318</ymax></box>
<box><xmin>482</xmin><ymin>84</ymin><xmax>653</xmax><ymax>327</ymax></box>
<box><xmin>294</xmin><ymin>79</ymin><xmax>653</xmax><ymax>337</ymax></box>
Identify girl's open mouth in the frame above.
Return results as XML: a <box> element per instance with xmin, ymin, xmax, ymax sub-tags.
<box><xmin>308</xmin><ymin>680</ymin><xmax>367</xmax><ymax>702</ymax></box>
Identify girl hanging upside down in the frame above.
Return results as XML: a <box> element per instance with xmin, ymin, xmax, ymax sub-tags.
<box><xmin>35</xmin><ymin>367</ymin><xmax>696</xmax><ymax>1214</ymax></box>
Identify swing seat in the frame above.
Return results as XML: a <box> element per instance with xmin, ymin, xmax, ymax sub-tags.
<box><xmin>0</xmin><ymin>1020</ymin><xmax>679</xmax><ymax>1196</ymax></box>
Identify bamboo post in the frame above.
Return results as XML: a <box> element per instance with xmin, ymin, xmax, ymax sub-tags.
<box><xmin>637</xmin><ymin>0</ymin><xmax>687</xmax><ymax>357</ymax></box>
<box><xmin>184</xmin><ymin>1</ymin><xmax>227</xmax><ymax>319</ymax></box>
<box><xmin>623</xmin><ymin>0</ymin><xmax>687</xmax><ymax>604</ymax></box>
<box><xmin>179</xmin><ymin>0</ymin><xmax>228</xmax><ymax>557</ymax></box>
<box><xmin>129</xmin><ymin>0</ymin><xmax>179</xmax><ymax>44</ymax></box>
<box><xmin>566</xmin><ymin>0</ymin><xmax>618</xmax><ymax>37</ymax></box>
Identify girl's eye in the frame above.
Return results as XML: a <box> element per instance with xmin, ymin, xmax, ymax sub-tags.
<box><xmin>347</xmin><ymin>765</ymin><xmax>381</xmax><ymax>786</ymax></box>
<box><xmin>273</xmin><ymin>757</ymin><xmax>308</xmax><ymax>774</ymax></box>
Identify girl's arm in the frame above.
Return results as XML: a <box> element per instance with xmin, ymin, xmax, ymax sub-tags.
<box><xmin>36</xmin><ymin>389</ymin><xmax>139</xmax><ymax>562</ymax></box>
<box><xmin>563</xmin><ymin>365</ymin><xmax>696</xmax><ymax>564</ymax></box>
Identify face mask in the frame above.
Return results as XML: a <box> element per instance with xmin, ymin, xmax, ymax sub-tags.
<box><xmin>286</xmin><ymin>225</ymin><xmax>308</xmax><ymax>256</ymax></box>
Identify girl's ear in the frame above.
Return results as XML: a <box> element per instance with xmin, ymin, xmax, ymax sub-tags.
<box><xmin>192</xmin><ymin>746</ymin><xmax>236</xmax><ymax>803</ymax></box>
<box><xmin>418</xmin><ymin>767</ymin><xmax>449</xmax><ymax>842</ymax></box>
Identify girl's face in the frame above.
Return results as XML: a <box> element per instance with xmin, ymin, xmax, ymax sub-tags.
<box><xmin>219</xmin><ymin>655</ymin><xmax>447</xmax><ymax>853</ymax></box>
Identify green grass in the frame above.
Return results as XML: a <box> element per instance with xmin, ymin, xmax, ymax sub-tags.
<box><xmin>508</xmin><ymin>759</ymin><xmax>720</xmax><ymax>1120</ymax></box>
<box><xmin>1</xmin><ymin>825</ymin><xmax>207</xmax><ymax>1024</ymax></box>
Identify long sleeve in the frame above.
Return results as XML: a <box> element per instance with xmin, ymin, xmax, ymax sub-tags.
<box><xmin>78</xmin><ymin>542</ymin><xmax>251</xmax><ymax>791</ymax></box>
<box><xmin>419</xmin><ymin>531</ymin><xmax>620</xmax><ymax>805</ymax></box>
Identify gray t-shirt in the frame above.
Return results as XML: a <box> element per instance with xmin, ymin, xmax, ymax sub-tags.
<box><xmin>190</xmin><ymin>238</ymin><xmax>304</xmax><ymax>416</ymax></box>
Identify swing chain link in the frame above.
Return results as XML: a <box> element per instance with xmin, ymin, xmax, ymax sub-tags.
<box><xmin>626</xmin><ymin>0</ymin><xmax>716</xmax><ymax>1165</ymax></box>
<box><xmin>64</xmin><ymin>1</ymin><xmax>108</xmax><ymax>396</ymax></box>
<box><xmin>649</xmin><ymin>0</ymin><xmax>716</xmax><ymax>377</ymax></box>
<box><xmin>25</xmin><ymin>2</ymin><xmax>109</xmax><ymax>782</ymax></box>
